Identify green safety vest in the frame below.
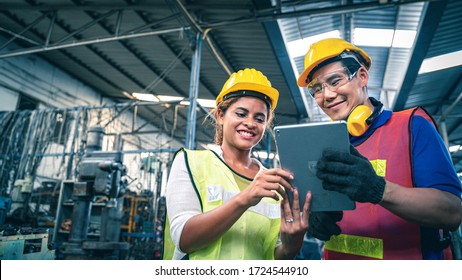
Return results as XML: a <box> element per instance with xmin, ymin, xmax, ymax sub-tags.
<box><xmin>163</xmin><ymin>148</ymin><xmax>281</xmax><ymax>260</ymax></box>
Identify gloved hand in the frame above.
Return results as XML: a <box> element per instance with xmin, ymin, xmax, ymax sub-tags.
<box><xmin>307</xmin><ymin>211</ymin><xmax>343</xmax><ymax>241</ymax></box>
<box><xmin>316</xmin><ymin>145</ymin><xmax>386</xmax><ymax>204</ymax></box>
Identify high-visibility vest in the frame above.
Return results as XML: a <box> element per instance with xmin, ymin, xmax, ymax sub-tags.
<box><xmin>163</xmin><ymin>148</ymin><xmax>281</xmax><ymax>260</ymax></box>
<box><xmin>324</xmin><ymin>107</ymin><xmax>438</xmax><ymax>260</ymax></box>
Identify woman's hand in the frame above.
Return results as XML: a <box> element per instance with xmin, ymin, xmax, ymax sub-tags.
<box><xmin>278</xmin><ymin>189</ymin><xmax>312</xmax><ymax>259</ymax></box>
<box><xmin>239</xmin><ymin>168</ymin><xmax>294</xmax><ymax>207</ymax></box>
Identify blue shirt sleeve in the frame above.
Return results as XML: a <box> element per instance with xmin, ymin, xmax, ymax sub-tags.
<box><xmin>411</xmin><ymin>116</ymin><xmax>462</xmax><ymax>199</ymax></box>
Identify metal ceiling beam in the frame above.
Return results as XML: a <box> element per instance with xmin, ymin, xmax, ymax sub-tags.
<box><xmin>77</xmin><ymin>2</ymin><xmax>215</xmax><ymax>145</ymax></box>
<box><xmin>261</xmin><ymin>20</ymin><xmax>308</xmax><ymax>120</ymax></box>
<box><xmin>0</xmin><ymin>10</ymin><xmax>187</xmax><ymax>144</ymax></box>
<box><xmin>206</xmin><ymin>0</ymin><xmax>439</xmax><ymax>29</ymax></box>
<box><xmin>392</xmin><ymin>0</ymin><xmax>448</xmax><ymax>110</ymax></box>
<box><xmin>130</xmin><ymin>7</ymin><xmax>219</xmax><ymax>99</ymax></box>
<box><xmin>185</xmin><ymin>33</ymin><xmax>202</xmax><ymax>150</ymax></box>
<box><xmin>0</xmin><ymin>12</ymin><xmax>118</xmax><ymax>92</ymax></box>
<box><xmin>0</xmin><ymin>3</ymin><xmax>251</xmax><ymax>11</ymax></box>
<box><xmin>0</xmin><ymin>12</ymin><xmax>49</xmax><ymax>50</ymax></box>
<box><xmin>251</xmin><ymin>0</ymin><xmax>283</xmax><ymax>153</ymax></box>
<box><xmin>81</xmin><ymin>9</ymin><xmax>188</xmax><ymax>97</ymax></box>
<box><xmin>173</xmin><ymin>0</ymin><xmax>234</xmax><ymax>76</ymax></box>
<box><xmin>438</xmin><ymin>79</ymin><xmax>462</xmax><ymax>123</ymax></box>
<box><xmin>0</xmin><ymin>26</ymin><xmax>187</xmax><ymax>59</ymax></box>
<box><xmin>81</xmin><ymin>9</ymin><xmax>215</xmax><ymax>145</ymax></box>
<box><xmin>441</xmin><ymin>74</ymin><xmax>462</xmax><ymax>136</ymax></box>
<box><xmin>53</xmin><ymin>9</ymin><xmax>118</xmax><ymax>45</ymax></box>
<box><xmin>340</xmin><ymin>0</ymin><xmax>353</xmax><ymax>41</ymax></box>
<box><xmin>77</xmin><ymin>7</ymin><xmax>214</xmax><ymax>144</ymax></box>
<box><xmin>378</xmin><ymin>5</ymin><xmax>400</xmax><ymax>108</ymax></box>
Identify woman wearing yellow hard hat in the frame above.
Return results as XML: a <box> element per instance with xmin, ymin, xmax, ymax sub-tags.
<box><xmin>299</xmin><ymin>38</ymin><xmax>462</xmax><ymax>260</ymax></box>
<box><xmin>164</xmin><ymin>68</ymin><xmax>311</xmax><ymax>260</ymax></box>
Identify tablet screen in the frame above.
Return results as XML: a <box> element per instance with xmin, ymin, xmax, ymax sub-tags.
<box><xmin>274</xmin><ymin>121</ymin><xmax>356</xmax><ymax>212</ymax></box>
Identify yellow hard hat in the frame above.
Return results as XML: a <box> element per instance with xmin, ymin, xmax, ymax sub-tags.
<box><xmin>297</xmin><ymin>38</ymin><xmax>372</xmax><ymax>87</ymax></box>
<box><xmin>216</xmin><ymin>68</ymin><xmax>279</xmax><ymax>110</ymax></box>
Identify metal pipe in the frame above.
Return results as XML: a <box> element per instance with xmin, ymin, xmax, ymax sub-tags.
<box><xmin>1</xmin><ymin>148</ymin><xmax>178</xmax><ymax>158</ymax></box>
<box><xmin>11</xmin><ymin>100</ymin><xmax>182</xmax><ymax>113</ymax></box>
<box><xmin>123</xmin><ymin>14</ymin><xmax>180</xmax><ymax>34</ymax></box>
<box><xmin>44</xmin><ymin>11</ymin><xmax>56</xmax><ymax>47</ymax></box>
<box><xmin>174</xmin><ymin>0</ymin><xmax>202</xmax><ymax>33</ymax></box>
<box><xmin>0</xmin><ymin>13</ymin><xmax>49</xmax><ymax>50</ymax></box>
<box><xmin>185</xmin><ymin>33</ymin><xmax>202</xmax><ymax>149</ymax></box>
<box><xmin>437</xmin><ymin>91</ymin><xmax>462</xmax><ymax>123</ymax></box>
<box><xmin>66</xmin><ymin>108</ymin><xmax>81</xmax><ymax>180</ymax></box>
<box><xmin>440</xmin><ymin>121</ymin><xmax>449</xmax><ymax>148</ymax></box>
<box><xmin>174</xmin><ymin>0</ymin><xmax>233</xmax><ymax>75</ymax></box>
<box><xmin>132</xmin><ymin>105</ymin><xmax>138</xmax><ymax>132</ymax></box>
<box><xmin>202</xmin><ymin>29</ymin><xmax>232</xmax><ymax>75</ymax></box>
<box><xmin>115</xmin><ymin>10</ymin><xmax>123</xmax><ymax>36</ymax></box>
<box><xmin>0</xmin><ymin>27</ymin><xmax>189</xmax><ymax>59</ymax></box>
<box><xmin>54</xmin><ymin>10</ymin><xmax>118</xmax><ymax>45</ymax></box>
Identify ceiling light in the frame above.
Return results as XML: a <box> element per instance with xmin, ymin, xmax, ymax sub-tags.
<box><xmin>418</xmin><ymin>50</ymin><xmax>462</xmax><ymax>74</ymax></box>
<box><xmin>131</xmin><ymin>93</ymin><xmax>216</xmax><ymax>108</ymax></box>
<box><xmin>353</xmin><ymin>28</ymin><xmax>416</xmax><ymax>48</ymax></box>
<box><xmin>354</xmin><ymin>28</ymin><xmax>394</xmax><ymax>47</ymax></box>
<box><xmin>286</xmin><ymin>30</ymin><xmax>340</xmax><ymax>58</ymax></box>
<box><xmin>449</xmin><ymin>145</ymin><xmax>461</xmax><ymax>153</ymax></box>
<box><xmin>391</xmin><ymin>30</ymin><xmax>416</xmax><ymax>48</ymax></box>
<box><xmin>132</xmin><ymin>92</ymin><xmax>160</xmax><ymax>102</ymax></box>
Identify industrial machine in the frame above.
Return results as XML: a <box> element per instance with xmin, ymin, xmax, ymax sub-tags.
<box><xmin>53</xmin><ymin>126</ymin><xmax>129</xmax><ymax>259</ymax></box>
<box><xmin>0</xmin><ymin>229</ymin><xmax>54</xmax><ymax>260</ymax></box>
<box><xmin>7</xmin><ymin>175</ymin><xmax>33</xmax><ymax>224</ymax></box>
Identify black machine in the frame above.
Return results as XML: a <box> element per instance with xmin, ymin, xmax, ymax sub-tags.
<box><xmin>53</xmin><ymin>126</ymin><xmax>129</xmax><ymax>259</ymax></box>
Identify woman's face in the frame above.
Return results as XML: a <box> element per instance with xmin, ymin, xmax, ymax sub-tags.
<box><xmin>218</xmin><ymin>96</ymin><xmax>268</xmax><ymax>151</ymax></box>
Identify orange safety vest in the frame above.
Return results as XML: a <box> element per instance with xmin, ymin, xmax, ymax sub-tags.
<box><xmin>324</xmin><ymin>107</ymin><xmax>441</xmax><ymax>260</ymax></box>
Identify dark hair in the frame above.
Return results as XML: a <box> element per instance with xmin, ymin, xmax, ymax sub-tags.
<box><xmin>209</xmin><ymin>96</ymin><xmax>274</xmax><ymax>146</ymax></box>
<box><xmin>341</xmin><ymin>57</ymin><xmax>362</xmax><ymax>74</ymax></box>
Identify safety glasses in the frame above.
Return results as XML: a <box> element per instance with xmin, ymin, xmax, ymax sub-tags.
<box><xmin>307</xmin><ymin>67</ymin><xmax>358</xmax><ymax>98</ymax></box>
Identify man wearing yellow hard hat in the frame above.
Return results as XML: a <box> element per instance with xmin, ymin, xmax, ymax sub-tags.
<box><xmin>298</xmin><ymin>38</ymin><xmax>462</xmax><ymax>260</ymax></box>
<box><xmin>163</xmin><ymin>68</ymin><xmax>312</xmax><ymax>260</ymax></box>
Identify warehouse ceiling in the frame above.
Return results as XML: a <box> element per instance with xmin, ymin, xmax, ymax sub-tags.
<box><xmin>0</xmin><ymin>0</ymin><xmax>461</xmax><ymax>173</ymax></box>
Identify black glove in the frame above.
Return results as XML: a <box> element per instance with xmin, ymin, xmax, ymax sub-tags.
<box><xmin>307</xmin><ymin>211</ymin><xmax>343</xmax><ymax>241</ymax></box>
<box><xmin>316</xmin><ymin>145</ymin><xmax>386</xmax><ymax>204</ymax></box>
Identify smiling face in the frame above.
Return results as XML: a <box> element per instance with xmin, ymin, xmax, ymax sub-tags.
<box><xmin>217</xmin><ymin>96</ymin><xmax>268</xmax><ymax>152</ymax></box>
<box><xmin>312</xmin><ymin>61</ymin><xmax>371</xmax><ymax>121</ymax></box>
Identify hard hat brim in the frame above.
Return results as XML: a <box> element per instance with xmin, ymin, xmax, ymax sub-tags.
<box><xmin>216</xmin><ymin>82</ymin><xmax>279</xmax><ymax>109</ymax></box>
<box><xmin>297</xmin><ymin>53</ymin><xmax>340</xmax><ymax>87</ymax></box>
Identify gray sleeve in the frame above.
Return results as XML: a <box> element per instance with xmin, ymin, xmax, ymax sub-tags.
<box><xmin>165</xmin><ymin>151</ymin><xmax>201</xmax><ymax>255</ymax></box>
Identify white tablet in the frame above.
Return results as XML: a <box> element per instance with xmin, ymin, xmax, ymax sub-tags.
<box><xmin>273</xmin><ymin>121</ymin><xmax>356</xmax><ymax>212</ymax></box>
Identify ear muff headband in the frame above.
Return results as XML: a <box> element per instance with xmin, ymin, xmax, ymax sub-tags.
<box><xmin>347</xmin><ymin>99</ymin><xmax>383</xmax><ymax>136</ymax></box>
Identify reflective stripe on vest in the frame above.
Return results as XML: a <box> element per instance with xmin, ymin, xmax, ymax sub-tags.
<box><xmin>325</xmin><ymin>234</ymin><xmax>384</xmax><ymax>259</ymax></box>
<box><xmin>324</xmin><ymin>161</ymin><xmax>387</xmax><ymax>259</ymax></box>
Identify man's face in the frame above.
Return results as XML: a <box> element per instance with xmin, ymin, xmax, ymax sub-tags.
<box><xmin>311</xmin><ymin>61</ymin><xmax>368</xmax><ymax>121</ymax></box>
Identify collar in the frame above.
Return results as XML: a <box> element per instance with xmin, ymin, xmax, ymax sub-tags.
<box><xmin>350</xmin><ymin>109</ymin><xmax>392</xmax><ymax>145</ymax></box>
<box><xmin>210</xmin><ymin>145</ymin><xmax>264</xmax><ymax>170</ymax></box>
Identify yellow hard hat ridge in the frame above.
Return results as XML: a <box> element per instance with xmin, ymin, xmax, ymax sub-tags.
<box><xmin>216</xmin><ymin>68</ymin><xmax>279</xmax><ymax>110</ymax></box>
<box><xmin>297</xmin><ymin>38</ymin><xmax>372</xmax><ymax>87</ymax></box>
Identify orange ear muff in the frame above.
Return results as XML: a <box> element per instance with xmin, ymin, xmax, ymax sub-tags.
<box><xmin>347</xmin><ymin>105</ymin><xmax>372</xmax><ymax>137</ymax></box>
